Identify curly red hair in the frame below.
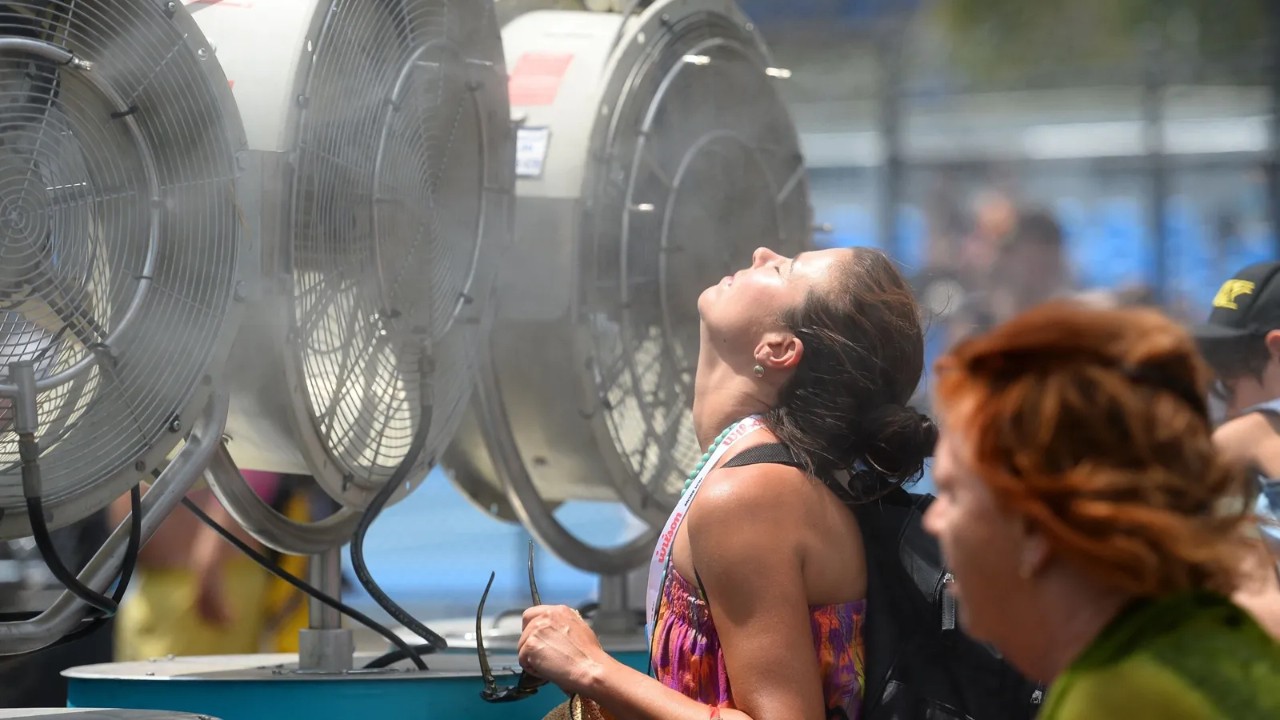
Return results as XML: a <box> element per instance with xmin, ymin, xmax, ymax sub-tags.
<box><xmin>934</xmin><ymin>301</ymin><xmax>1248</xmax><ymax>597</ymax></box>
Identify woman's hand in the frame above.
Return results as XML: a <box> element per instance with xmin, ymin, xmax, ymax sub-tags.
<box><xmin>518</xmin><ymin>604</ymin><xmax>610</xmax><ymax>696</ymax></box>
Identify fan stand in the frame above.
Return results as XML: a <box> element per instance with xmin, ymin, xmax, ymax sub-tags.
<box><xmin>298</xmin><ymin>546</ymin><xmax>353</xmax><ymax>672</ymax></box>
<box><xmin>198</xmin><ymin>445</ymin><xmax>365</xmax><ymax>671</ymax></box>
<box><xmin>591</xmin><ymin>573</ymin><xmax>645</xmax><ymax>637</ymax></box>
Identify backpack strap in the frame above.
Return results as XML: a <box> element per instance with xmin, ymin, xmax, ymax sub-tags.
<box><xmin>721</xmin><ymin>442</ymin><xmax>803</xmax><ymax>469</ymax></box>
<box><xmin>689</xmin><ymin>443</ymin><xmax>805</xmax><ymax>607</ymax></box>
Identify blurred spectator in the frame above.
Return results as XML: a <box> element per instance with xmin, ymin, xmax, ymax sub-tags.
<box><xmin>961</xmin><ymin>190</ymin><xmax>1018</xmax><ymax>290</ymax></box>
<box><xmin>1193</xmin><ymin>261</ymin><xmax>1280</xmax><ymax>639</ymax></box>
<box><xmin>928</xmin><ymin>302</ymin><xmax>1280</xmax><ymax>716</ymax></box>
<box><xmin>943</xmin><ymin>203</ymin><xmax>1075</xmax><ymax>344</ymax></box>
<box><xmin>110</xmin><ymin>477</ymin><xmax>276</xmax><ymax>660</ymax></box>
<box><xmin>110</xmin><ymin>471</ymin><xmax>332</xmax><ymax>660</ymax></box>
<box><xmin>987</xmin><ymin>208</ymin><xmax>1075</xmax><ymax>322</ymax></box>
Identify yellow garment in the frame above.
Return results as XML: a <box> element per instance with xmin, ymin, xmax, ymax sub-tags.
<box><xmin>115</xmin><ymin>557</ymin><xmax>272</xmax><ymax>661</ymax></box>
<box><xmin>262</xmin><ymin>490</ymin><xmax>313</xmax><ymax>652</ymax></box>
<box><xmin>116</xmin><ymin>486</ymin><xmax>325</xmax><ymax>659</ymax></box>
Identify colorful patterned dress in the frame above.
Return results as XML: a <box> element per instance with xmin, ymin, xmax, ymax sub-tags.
<box><xmin>649</xmin><ymin>565</ymin><xmax>866</xmax><ymax>718</ymax></box>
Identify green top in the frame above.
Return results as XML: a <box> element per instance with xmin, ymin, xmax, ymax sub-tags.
<box><xmin>1039</xmin><ymin>592</ymin><xmax>1280</xmax><ymax>719</ymax></box>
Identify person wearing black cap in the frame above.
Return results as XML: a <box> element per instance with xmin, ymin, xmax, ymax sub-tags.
<box><xmin>1195</xmin><ymin>262</ymin><xmax>1280</xmax><ymax>416</ymax></box>
<box><xmin>1194</xmin><ymin>260</ymin><xmax>1280</xmax><ymax>639</ymax></box>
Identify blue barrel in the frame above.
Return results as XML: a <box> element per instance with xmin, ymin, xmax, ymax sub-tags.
<box><xmin>67</xmin><ymin>649</ymin><xmax>649</xmax><ymax>720</ymax></box>
<box><xmin>0</xmin><ymin>707</ymin><xmax>217</xmax><ymax>712</ymax></box>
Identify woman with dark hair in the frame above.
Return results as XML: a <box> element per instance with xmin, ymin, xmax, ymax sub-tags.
<box><xmin>925</xmin><ymin>302</ymin><xmax>1280</xmax><ymax>719</ymax></box>
<box><xmin>517</xmin><ymin>246</ymin><xmax>935</xmax><ymax>720</ymax></box>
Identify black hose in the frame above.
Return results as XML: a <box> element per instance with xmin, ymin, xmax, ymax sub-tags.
<box><xmin>2</xmin><ymin>483</ymin><xmax>143</xmax><ymax>653</ymax></box>
<box><xmin>349</xmin><ymin>351</ymin><xmax>448</xmax><ymax>657</ymax></box>
<box><xmin>22</xmin><ymin>432</ymin><xmax>117</xmax><ymax>616</ymax></box>
<box><xmin>117</xmin><ymin>482</ymin><xmax>142</xmax><ymax>602</ymax></box>
<box><xmin>362</xmin><ymin>642</ymin><xmax>439</xmax><ymax>670</ymax></box>
<box><xmin>180</xmin><ymin>496</ymin><xmax>428</xmax><ymax>671</ymax></box>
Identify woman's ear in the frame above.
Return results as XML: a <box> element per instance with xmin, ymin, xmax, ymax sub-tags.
<box><xmin>756</xmin><ymin>333</ymin><xmax>804</xmax><ymax>372</ymax></box>
<box><xmin>1017</xmin><ymin>517</ymin><xmax>1051</xmax><ymax>581</ymax></box>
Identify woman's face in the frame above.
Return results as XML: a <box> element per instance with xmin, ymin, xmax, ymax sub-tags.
<box><xmin>697</xmin><ymin>246</ymin><xmax>848</xmax><ymax>353</ymax></box>
<box><xmin>923</xmin><ymin>417</ymin><xmax>1031</xmax><ymax>645</ymax></box>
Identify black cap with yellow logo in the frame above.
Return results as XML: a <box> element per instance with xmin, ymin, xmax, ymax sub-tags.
<box><xmin>1194</xmin><ymin>261</ymin><xmax>1280</xmax><ymax>341</ymax></box>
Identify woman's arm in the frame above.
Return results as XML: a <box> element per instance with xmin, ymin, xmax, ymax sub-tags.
<box><xmin>519</xmin><ymin>605</ymin><xmax>750</xmax><ymax>720</ymax></box>
<box><xmin>1213</xmin><ymin>413</ymin><xmax>1280</xmax><ymax>475</ymax></box>
<box><xmin>685</xmin><ymin>466</ymin><xmax>830</xmax><ymax>720</ymax></box>
<box><xmin>187</xmin><ymin>497</ymin><xmax>243</xmax><ymax>626</ymax></box>
<box><xmin>518</xmin><ymin>465</ymin><xmax>830</xmax><ymax>720</ymax></box>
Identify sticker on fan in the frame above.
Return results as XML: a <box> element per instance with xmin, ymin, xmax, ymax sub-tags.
<box><xmin>516</xmin><ymin>127</ymin><xmax>551</xmax><ymax>179</ymax></box>
<box><xmin>509</xmin><ymin>52</ymin><xmax>574</xmax><ymax>106</ymax></box>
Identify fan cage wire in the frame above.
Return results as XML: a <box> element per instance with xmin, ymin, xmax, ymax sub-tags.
<box><xmin>0</xmin><ymin>0</ymin><xmax>242</xmax><ymax>527</ymax></box>
<box><xmin>287</xmin><ymin>0</ymin><xmax>499</xmax><ymax>492</ymax></box>
<box><xmin>588</xmin><ymin>11</ymin><xmax>809</xmax><ymax>512</ymax></box>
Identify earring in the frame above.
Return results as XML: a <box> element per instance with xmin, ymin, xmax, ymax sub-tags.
<box><xmin>752</xmin><ymin>364</ymin><xmax>765</xmax><ymax>378</ymax></box>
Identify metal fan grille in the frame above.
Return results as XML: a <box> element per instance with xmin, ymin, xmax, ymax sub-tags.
<box><xmin>0</xmin><ymin>1</ymin><xmax>243</xmax><ymax>535</ymax></box>
<box><xmin>290</xmin><ymin>0</ymin><xmax>500</xmax><ymax>490</ymax></box>
<box><xmin>589</xmin><ymin>12</ymin><xmax>809</xmax><ymax>512</ymax></box>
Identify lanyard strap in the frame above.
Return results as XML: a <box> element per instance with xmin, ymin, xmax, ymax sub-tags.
<box><xmin>645</xmin><ymin>415</ymin><xmax>766</xmax><ymax>648</ymax></box>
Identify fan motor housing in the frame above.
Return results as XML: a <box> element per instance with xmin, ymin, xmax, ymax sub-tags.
<box><xmin>445</xmin><ymin>0</ymin><xmax>811</xmax><ymax>528</ymax></box>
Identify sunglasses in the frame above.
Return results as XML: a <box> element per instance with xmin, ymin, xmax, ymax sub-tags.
<box><xmin>476</xmin><ymin>540</ymin><xmax>549</xmax><ymax>703</ymax></box>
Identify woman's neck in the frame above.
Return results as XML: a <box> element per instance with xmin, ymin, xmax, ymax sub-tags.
<box><xmin>692</xmin><ymin>362</ymin><xmax>772</xmax><ymax>448</ymax></box>
<box><xmin>1008</xmin><ymin>573</ymin><xmax>1132</xmax><ymax>683</ymax></box>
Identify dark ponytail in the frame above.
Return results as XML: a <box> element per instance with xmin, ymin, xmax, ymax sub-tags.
<box><xmin>860</xmin><ymin>404</ymin><xmax>937</xmax><ymax>481</ymax></box>
<box><xmin>766</xmin><ymin>248</ymin><xmax>934</xmax><ymax>490</ymax></box>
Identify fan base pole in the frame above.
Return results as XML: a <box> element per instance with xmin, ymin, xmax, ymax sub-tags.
<box><xmin>592</xmin><ymin>573</ymin><xmax>643</xmax><ymax>636</ymax></box>
<box><xmin>298</xmin><ymin>546</ymin><xmax>352</xmax><ymax>672</ymax></box>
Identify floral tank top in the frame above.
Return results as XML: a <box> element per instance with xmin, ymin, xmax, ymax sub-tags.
<box><xmin>649</xmin><ymin>565</ymin><xmax>867</xmax><ymax>718</ymax></box>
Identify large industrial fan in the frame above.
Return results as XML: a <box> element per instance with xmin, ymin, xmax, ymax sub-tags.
<box><xmin>444</xmin><ymin>0</ymin><xmax>812</xmax><ymax>574</ymax></box>
<box><xmin>182</xmin><ymin>0</ymin><xmax>513</xmax><ymax>543</ymax></box>
<box><xmin>175</xmin><ymin>0</ymin><xmax>515</xmax><ymax>681</ymax></box>
<box><xmin>0</xmin><ymin>0</ymin><xmax>250</xmax><ymax>653</ymax></box>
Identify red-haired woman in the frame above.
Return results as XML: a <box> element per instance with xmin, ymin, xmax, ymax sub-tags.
<box><xmin>924</xmin><ymin>301</ymin><xmax>1280</xmax><ymax>719</ymax></box>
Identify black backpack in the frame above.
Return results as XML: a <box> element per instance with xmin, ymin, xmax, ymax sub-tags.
<box><xmin>723</xmin><ymin>444</ymin><xmax>1045</xmax><ymax>720</ymax></box>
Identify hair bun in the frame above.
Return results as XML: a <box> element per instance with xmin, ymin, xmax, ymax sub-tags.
<box><xmin>861</xmin><ymin>404</ymin><xmax>937</xmax><ymax>480</ymax></box>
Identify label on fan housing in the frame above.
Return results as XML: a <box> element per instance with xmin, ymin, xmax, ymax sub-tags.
<box><xmin>509</xmin><ymin>52</ymin><xmax>574</xmax><ymax>106</ymax></box>
<box><xmin>516</xmin><ymin>127</ymin><xmax>551</xmax><ymax>178</ymax></box>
